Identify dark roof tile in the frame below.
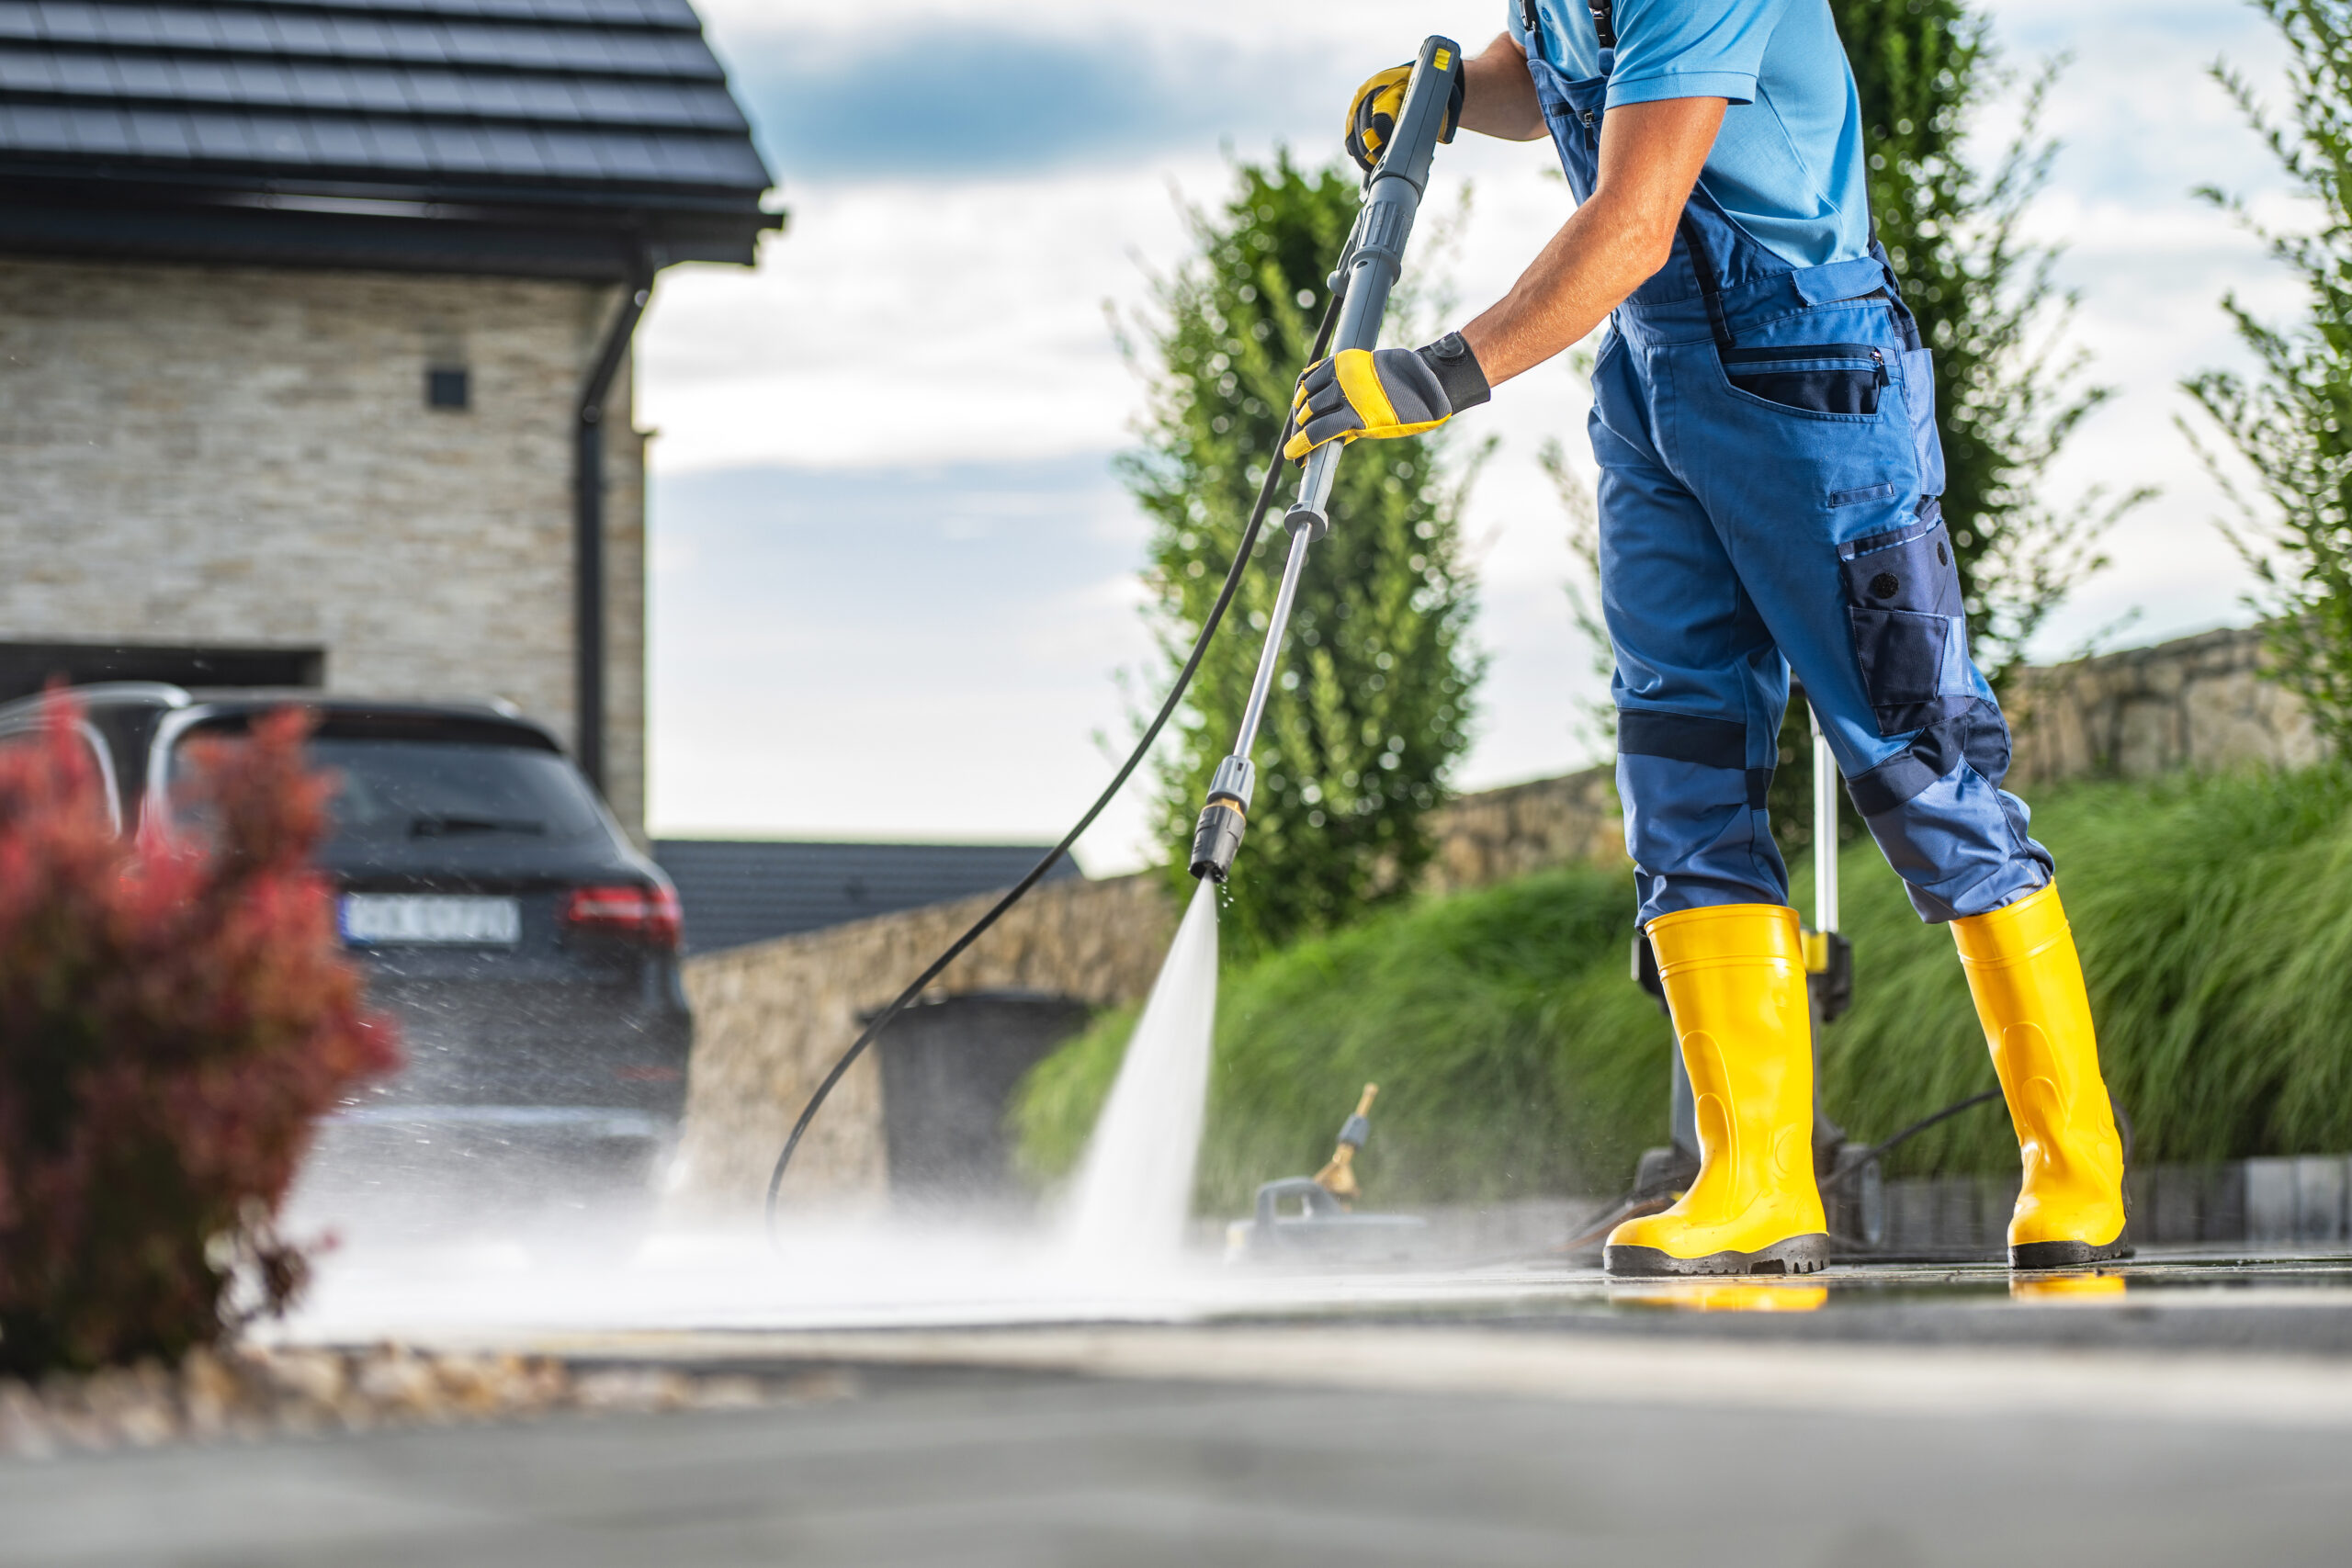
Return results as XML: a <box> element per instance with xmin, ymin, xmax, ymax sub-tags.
<box><xmin>118</xmin><ymin>103</ymin><xmax>185</xmax><ymax>153</ymax></box>
<box><xmin>322</xmin><ymin>14</ymin><xmax>395</xmax><ymax>62</ymax></box>
<box><xmin>210</xmin><ymin>8</ymin><xmax>272</xmax><ymax>49</ymax></box>
<box><xmin>183</xmin><ymin>107</ymin><xmax>258</xmax><ymax>159</ymax></box>
<box><xmin>170</xmin><ymin>55</ymin><xmax>234</xmax><ymax>97</ymax></box>
<box><xmin>400</xmin><ymin>62</ymin><xmax>471</xmax><ymax>113</ymax></box>
<box><xmin>357</xmin><ymin>110</ymin><xmax>426</xmax><ymax>164</ymax></box>
<box><xmin>48</xmin><ymin>49</ymin><xmax>106</xmax><ymax>89</ymax></box>
<box><xmin>335</xmin><ymin>62</ymin><xmax>414</xmax><ymax>113</ymax></box>
<box><xmin>654</xmin><ymin>840</ymin><xmax>1081</xmax><ymax>956</ymax></box>
<box><xmin>64</xmin><ymin>100</ymin><xmax>130</xmax><ymax>152</ymax></box>
<box><xmin>530</xmin><ymin>121</ymin><xmax>602</xmax><ymax>176</ymax></box>
<box><xmin>419</xmin><ymin>117</ymin><xmax>492</xmax><ymax>171</ymax></box>
<box><xmin>91</xmin><ymin>6</ymin><xmax>158</xmax><ymax>47</ymax></box>
<box><xmin>0</xmin><ymin>45</ymin><xmax>52</xmax><ymax>89</ymax></box>
<box><xmin>300</xmin><ymin>110</ymin><xmax>368</xmax><ymax>160</ymax></box>
<box><xmin>145</xmin><ymin>7</ymin><xmax>220</xmax><ymax>50</ymax></box>
<box><xmin>107</xmin><ymin>51</ymin><xmax>168</xmax><ymax>93</ymax></box>
<box><xmin>226</xmin><ymin>55</ymin><xmax>294</xmax><ymax>103</ymax></box>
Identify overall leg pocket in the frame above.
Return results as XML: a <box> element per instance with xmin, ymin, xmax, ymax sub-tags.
<box><xmin>1719</xmin><ymin>344</ymin><xmax>1888</xmax><ymax>416</ymax></box>
<box><xmin>1900</xmin><ymin>345</ymin><xmax>1946</xmax><ymax>495</ymax></box>
<box><xmin>1842</xmin><ymin>506</ymin><xmax>1970</xmax><ymax>736</ymax></box>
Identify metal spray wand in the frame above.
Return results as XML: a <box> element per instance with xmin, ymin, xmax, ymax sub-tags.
<box><xmin>1190</xmin><ymin>34</ymin><xmax>1466</xmax><ymax>883</ymax></box>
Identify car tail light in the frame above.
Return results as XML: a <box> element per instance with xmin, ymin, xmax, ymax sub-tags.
<box><xmin>560</xmin><ymin>884</ymin><xmax>681</xmax><ymax>950</ymax></box>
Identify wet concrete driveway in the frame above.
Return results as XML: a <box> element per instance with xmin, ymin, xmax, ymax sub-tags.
<box><xmin>9</xmin><ymin>1250</ymin><xmax>2352</xmax><ymax>1566</ymax></box>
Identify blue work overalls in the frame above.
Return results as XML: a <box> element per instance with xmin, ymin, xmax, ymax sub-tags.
<box><xmin>1520</xmin><ymin>0</ymin><xmax>2052</xmax><ymax>926</ymax></box>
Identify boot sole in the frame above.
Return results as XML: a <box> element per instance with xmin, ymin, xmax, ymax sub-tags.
<box><xmin>1604</xmin><ymin>1233</ymin><xmax>1831</xmax><ymax>1279</ymax></box>
<box><xmin>2011</xmin><ymin>1237</ymin><xmax>2132</xmax><ymax>1269</ymax></box>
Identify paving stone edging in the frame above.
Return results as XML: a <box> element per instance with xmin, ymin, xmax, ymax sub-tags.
<box><xmin>0</xmin><ymin>1344</ymin><xmax>857</xmax><ymax>1461</ymax></box>
<box><xmin>1878</xmin><ymin>1156</ymin><xmax>2352</xmax><ymax>1254</ymax></box>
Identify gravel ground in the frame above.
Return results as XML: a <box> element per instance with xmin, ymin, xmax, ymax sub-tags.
<box><xmin>0</xmin><ymin>1343</ymin><xmax>857</xmax><ymax>1461</ymax></box>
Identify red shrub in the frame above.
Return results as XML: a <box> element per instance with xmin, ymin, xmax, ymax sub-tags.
<box><xmin>0</xmin><ymin>697</ymin><xmax>398</xmax><ymax>1374</ymax></box>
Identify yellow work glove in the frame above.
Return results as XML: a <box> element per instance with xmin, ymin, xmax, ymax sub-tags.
<box><xmin>1344</xmin><ymin>62</ymin><xmax>1465</xmax><ymax>174</ymax></box>
<box><xmin>1283</xmin><ymin>333</ymin><xmax>1490</xmax><ymax>461</ymax></box>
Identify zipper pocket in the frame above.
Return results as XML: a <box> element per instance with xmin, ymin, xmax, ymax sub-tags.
<box><xmin>1722</xmin><ymin>343</ymin><xmax>1887</xmax><ymax>377</ymax></box>
<box><xmin>1720</xmin><ymin>345</ymin><xmax>1888</xmax><ymax>414</ymax></box>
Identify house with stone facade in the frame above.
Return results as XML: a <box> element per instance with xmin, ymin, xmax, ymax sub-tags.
<box><xmin>0</xmin><ymin>0</ymin><xmax>776</xmax><ymax>833</ymax></box>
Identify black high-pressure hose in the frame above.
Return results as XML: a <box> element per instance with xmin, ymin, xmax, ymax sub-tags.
<box><xmin>760</xmin><ymin>280</ymin><xmax>1351</xmax><ymax>1248</ymax></box>
<box><xmin>1815</xmin><ymin>1087</ymin><xmax>2004</xmax><ymax>1194</ymax></box>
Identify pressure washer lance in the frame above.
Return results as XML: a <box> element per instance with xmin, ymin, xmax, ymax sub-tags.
<box><xmin>1311</xmin><ymin>1083</ymin><xmax>1381</xmax><ymax>1207</ymax></box>
<box><xmin>1190</xmin><ymin>34</ymin><xmax>1465</xmax><ymax>885</ymax></box>
<box><xmin>758</xmin><ymin>37</ymin><xmax>1465</xmax><ymax>1247</ymax></box>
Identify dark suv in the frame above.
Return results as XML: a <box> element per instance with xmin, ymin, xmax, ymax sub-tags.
<box><xmin>0</xmin><ymin>684</ymin><xmax>693</xmax><ymax>1224</ymax></box>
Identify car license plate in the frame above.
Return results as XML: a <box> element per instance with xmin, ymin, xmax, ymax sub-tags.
<box><xmin>341</xmin><ymin>894</ymin><xmax>521</xmax><ymax>947</ymax></box>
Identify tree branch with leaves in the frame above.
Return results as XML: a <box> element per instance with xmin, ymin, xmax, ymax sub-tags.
<box><xmin>2183</xmin><ymin>0</ymin><xmax>2352</xmax><ymax>755</ymax></box>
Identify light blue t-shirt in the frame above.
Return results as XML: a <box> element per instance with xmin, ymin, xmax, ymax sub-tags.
<box><xmin>1508</xmin><ymin>0</ymin><xmax>1872</xmax><ymax>269</ymax></box>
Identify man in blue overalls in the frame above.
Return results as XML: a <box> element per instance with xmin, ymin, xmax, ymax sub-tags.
<box><xmin>1290</xmin><ymin>0</ymin><xmax>2128</xmax><ymax>1276</ymax></box>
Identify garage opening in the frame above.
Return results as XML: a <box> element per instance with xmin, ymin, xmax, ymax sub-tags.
<box><xmin>0</xmin><ymin>641</ymin><xmax>325</xmax><ymax>705</ymax></box>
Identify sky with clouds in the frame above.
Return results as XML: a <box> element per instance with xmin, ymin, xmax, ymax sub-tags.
<box><xmin>639</xmin><ymin>0</ymin><xmax>2300</xmax><ymax>871</ymax></box>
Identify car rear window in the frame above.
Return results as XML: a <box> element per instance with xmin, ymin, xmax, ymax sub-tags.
<box><xmin>172</xmin><ymin>734</ymin><xmax>609</xmax><ymax>847</ymax></box>
<box><xmin>311</xmin><ymin>739</ymin><xmax>609</xmax><ymax>847</ymax></box>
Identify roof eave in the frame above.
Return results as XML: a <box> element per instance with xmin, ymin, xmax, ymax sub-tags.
<box><xmin>0</xmin><ymin>166</ymin><xmax>783</xmax><ymax>279</ymax></box>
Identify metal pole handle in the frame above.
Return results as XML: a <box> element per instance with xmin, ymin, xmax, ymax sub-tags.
<box><xmin>1188</xmin><ymin>38</ymin><xmax>1464</xmax><ymax>885</ymax></box>
<box><xmin>1810</xmin><ymin>705</ymin><xmax>1839</xmax><ymax>935</ymax></box>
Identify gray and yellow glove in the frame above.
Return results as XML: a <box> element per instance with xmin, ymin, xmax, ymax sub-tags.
<box><xmin>1345</xmin><ymin>62</ymin><xmax>1465</xmax><ymax>174</ymax></box>
<box><xmin>1283</xmin><ymin>333</ymin><xmax>1490</xmax><ymax>461</ymax></box>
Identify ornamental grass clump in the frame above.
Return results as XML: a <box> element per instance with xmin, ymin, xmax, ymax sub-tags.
<box><xmin>0</xmin><ymin>698</ymin><xmax>397</xmax><ymax>1375</ymax></box>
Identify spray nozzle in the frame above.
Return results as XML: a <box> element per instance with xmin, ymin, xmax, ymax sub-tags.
<box><xmin>1187</xmin><ymin>755</ymin><xmax>1256</xmax><ymax>883</ymax></box>
<box><xmin>1189</xmin><ymin>799</ymin><xmax>1246</xmax><ymax>883</ymax></box>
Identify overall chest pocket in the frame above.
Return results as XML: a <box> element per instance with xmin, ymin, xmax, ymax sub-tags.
<box><xmin>1539</xmin><ymin>76</ymin><xmax>1607</xmax><ymax>197</ymax></box>
<box><xmin>1721</xmin><ymin>343</ymin><xmax>1888</xmax><ymax>416</ymax></box>
<box><xmin>1841</xmin><ymin>510</ymin><xmax>1969</xmax><ymax>736</ymax></box>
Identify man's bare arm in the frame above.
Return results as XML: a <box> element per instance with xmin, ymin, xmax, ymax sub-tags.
<box><xmin>1459</xmin><ymin>96</ymin><xmax>1726</xmax><ymax>387</ymax></box>
<box><xmin>1456</xmin><ymin>32</ymin><xmax>1544</xmax><ymax>141</ymax></box>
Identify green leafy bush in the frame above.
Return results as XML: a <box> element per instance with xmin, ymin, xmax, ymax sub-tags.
<box><xmin>0</xmin><ymin>701</ymin><xmax>398</xmax><ymax>1374</ymax></box>
<box><xmin>1014</xmin><ymin>765</ymin><xmax>2352</xmax><ymax>1212</ymax></box>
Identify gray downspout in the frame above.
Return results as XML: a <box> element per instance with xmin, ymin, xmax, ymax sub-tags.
<box><xmin>574</xmin><ymin>257</ymin><xmax>653</xmax><ymax>796</ymax></box>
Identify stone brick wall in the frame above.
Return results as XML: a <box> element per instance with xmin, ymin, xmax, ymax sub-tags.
<box><xmin>675</xmin><ymin>873</ymin><xmax>1179</xmax><ymax>1213</ymax></box>
<box><xmin>2005</xmin><ymin>626</ymin><xmax>2321</xmax><ymax>788</ymax></box>
<box><xmin>0</xmin><ymin>255</ymin><xmax>648</xmax><ymax>831</ymax></box>
<box><xmin>1420</xmin><ymin>764</ymin><xmax>1624</xmax><ymax>895</ymax></box>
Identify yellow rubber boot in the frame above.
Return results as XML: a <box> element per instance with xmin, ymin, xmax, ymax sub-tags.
<box><xmin>1952</xmin><ymin>882</ymin><xmax>2130</xmax><ymax>1269</ymax></box>
<box><xmin>1605</xmin><ymin>904</ymin><xmax>1829</xmax><ymax>1278</ymax></box>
